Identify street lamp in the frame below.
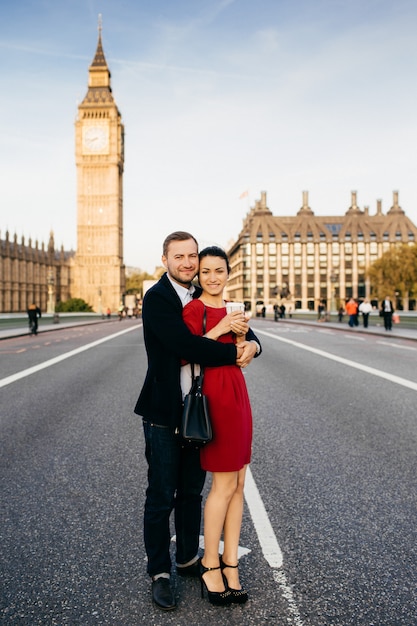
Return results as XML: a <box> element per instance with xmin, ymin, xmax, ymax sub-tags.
<box><xmin>330</xmin><ymin>270</ymin><xmax>337</xmax><ymax>320</ymax></box>
<box><xmin>47</xmin><ymin>270</ymin><xmax>55</xmax><ymax>314</ymax></box>
<box><xmin>98</xmin><ymin>287</ymin><xmax>102</xmax><ymax>316</ymax></box>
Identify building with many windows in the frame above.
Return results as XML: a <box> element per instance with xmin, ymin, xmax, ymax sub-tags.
<box><xmin>226</xmin><ymin>190</ymin><xmax>417</xmax><ymax>313</ymax></box>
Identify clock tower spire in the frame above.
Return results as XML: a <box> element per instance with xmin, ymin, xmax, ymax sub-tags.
<box><xmin>73</xmin><ymin>17</ymin><xmax>125</xmax><ymax>313</ymax></box>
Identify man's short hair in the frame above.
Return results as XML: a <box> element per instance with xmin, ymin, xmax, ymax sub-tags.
<box><xmin>162</xmin><ymin>231</ymin><xmax>198</xmax><ymax>257</ymax></box>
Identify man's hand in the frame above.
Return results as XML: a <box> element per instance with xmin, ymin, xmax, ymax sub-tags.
<box><xmin>235</xmin><ymin>340</ymin><xmax>257</xmax><ymax>368</ymax></box>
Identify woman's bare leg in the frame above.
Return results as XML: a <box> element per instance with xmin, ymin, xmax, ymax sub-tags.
<box><xmin>202</xmin><ymin>471</ymin><xmax>238</xmax><ymax>592</ymax></box>
<box><xmin>221</xmin><ymin>465</ymin><xmax>247</xmax><ymax>590</ymax></box>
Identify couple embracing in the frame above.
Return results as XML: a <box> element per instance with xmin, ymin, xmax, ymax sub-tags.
<box><xmin>134</xmin><ymin>231</ymin><xmax>261</xmax><ymax>610</ymax></box>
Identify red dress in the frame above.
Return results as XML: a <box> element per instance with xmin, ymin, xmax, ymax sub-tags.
<box><xmin>182</xmin><ymin>299</ymin><xmax>252</xmax><ymax>472</ymax></box>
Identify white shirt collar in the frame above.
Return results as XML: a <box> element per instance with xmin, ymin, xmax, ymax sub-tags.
<box><xmin>167</xmin><ymin>275</ymin><xmax>195</xmax><ymax>307</ymax></box>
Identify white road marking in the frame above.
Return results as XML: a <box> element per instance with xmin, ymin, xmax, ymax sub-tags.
<box><xmin>3</xmin><ymin>322</ymin><xmax>304</xmax><ymax>622</ymax></box>
<box><xmin>244</xmin><ymin>467</ymin><xmax>303</xmax><ymax>625</ymax></box>
<box><xmin>256</xmin><ymin>329</ymin><xmax>417</xmax><ymax>391</ymax></box>
<box><xmin>173</xmin><ymin>535</ymin><xmax>251</xmax><ymax>559</ymax></box>
<box><xmin>273</xmin><ymin>570</ymin><xmax>304</xmax><ymax>626</ymax></box>
<box><xmin>0</xmin><ymin>325</ymin><xmax>140</xmax><ymax>389</ymax></box>
<box><xmin>244</xmin><ymin>467</ymin><xmax>283</xmax><ymax>568</ymax></box>
<box><xmin>177</xmin><ymin>466</ymin><xmax>303</xmax><ymax>625</ymax></box>
<box><xmin>377</xmin><ymin>340</ymin><xmax>416</xmax><ymax>351</ymax></box>
<box><xmin>343</xmin><ymin>333</ymin><xmax>365</xmax><ymax>340</ymax></box>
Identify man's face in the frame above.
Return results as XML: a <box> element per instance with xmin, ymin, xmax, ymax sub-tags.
<box><xmin>162</xmin><ymin>238</ymin><xmax>199</xmax><ymax>286</ymax></box>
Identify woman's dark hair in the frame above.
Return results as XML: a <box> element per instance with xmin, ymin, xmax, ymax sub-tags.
<box><xmin>199</xmin><ymin>246</ymin><xmax>231</xmax><ymax>273</ymax></box>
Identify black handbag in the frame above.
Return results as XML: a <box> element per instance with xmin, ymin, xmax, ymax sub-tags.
<box><xmin>180</xmin><ymin>308</ymin><xmax>212</xmax><ymax>447</ymax></box>
<box><xmin>180</xmin><ymin>364</ymin><xmax>212</xmax><ymax>447</ymax></box>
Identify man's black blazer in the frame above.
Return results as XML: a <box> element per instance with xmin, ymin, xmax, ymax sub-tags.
<box><xmin>134</xmin><ymin>273</ymin><xmax>261</xmax><ymax>429</ymax></box>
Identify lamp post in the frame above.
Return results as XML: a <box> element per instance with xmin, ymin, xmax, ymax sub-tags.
<box><xmin>98</xmin><ymin>287</ymin><xmax>102</xmax><ymax>316</ymax></box>
<box><xmin>330</xmin><ymin>270</ymin><xmax>337</xmax><ymax>320</ymax></box>
<box><xmin>47</xmin><ymin>270</ymin><xmax>55</xmax><ymax>314</ymax></box>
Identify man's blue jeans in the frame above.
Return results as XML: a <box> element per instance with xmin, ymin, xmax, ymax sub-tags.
<box><xmin>143</xmin><ymin>420</ymin><xmax>206</xmax><ymax>577</ymax></box>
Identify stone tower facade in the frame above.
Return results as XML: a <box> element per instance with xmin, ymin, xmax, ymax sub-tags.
<box><xmin>73</xmin><ymin>24</ymin><xmax>125</xmax><ymax>313</ymax></box>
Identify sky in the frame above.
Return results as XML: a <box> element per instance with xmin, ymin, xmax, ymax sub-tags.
<box><xmin>1</xmin><ymin>0</ymin><xmax>417</xmax><ymax>272</ymax></box>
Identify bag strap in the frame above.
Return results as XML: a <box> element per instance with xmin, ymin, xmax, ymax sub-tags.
<box><xmin>189</xmin><ymin>306</ymin><xmax>207</xmax><ymax>384</ymax></box>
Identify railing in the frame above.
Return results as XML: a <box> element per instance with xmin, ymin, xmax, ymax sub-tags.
<box><xmin>260</xmin><ymin>310</ymin><xmax>417</xmax><ymax>330</ymax></box>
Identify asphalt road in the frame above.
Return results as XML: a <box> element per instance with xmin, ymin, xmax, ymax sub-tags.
<box><xmin>1</xmin><ymin>320</ymin><xmax>416</xmax><ymax>625</ymax></box>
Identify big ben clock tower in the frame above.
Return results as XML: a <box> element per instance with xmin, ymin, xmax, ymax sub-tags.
<box><xmin>74</xmin><ymin>19</ymin><xmax>125</xmax><ymax>312</ymax></box>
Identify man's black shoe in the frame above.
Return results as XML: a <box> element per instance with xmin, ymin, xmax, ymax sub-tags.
<box><xmin>151</xmin><ymin>578</ymin><xmax>176</xmax><ymax>611</ymax></box>
<box><xmin>176</xmin><ymin>558</ymin><xmax>201</xmax><ymax>578</ymax></box>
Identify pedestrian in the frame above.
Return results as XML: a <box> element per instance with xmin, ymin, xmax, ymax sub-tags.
<box><xmin>317</xmin><ymin>301</ymin><xmax>325</xmax><ymax>320</ymax></box>
<box><xmin>182</xmin><ymin>246</ymin><xmax>254</xmax><ymax>606</ymax></box>
<box><xmin>27</xmin><ymin>303</ymin><xmax>41</xmax><ymax>335</ymax></box>
<box><xmin>273</xmin><ymin>303</ymin><xmax>279</xmax><ymax>322</ymax></box>
<box><xmin>353</xmin><ymin>299</ymin><xmax>359</xmax><ymax>326</ymax></box>
<box><xmin>338</xmin><ymin>306</ymin><xmax>345</xmax><ymax>322</ymax></box>
<box><xmin>359</xmin><ymin>298</ymin><xmax>372</xmax><ymax>328</ymax></box>
<box><xmin>380</xmin><ymin>296</ymin><xmax>394</xmax><ymax>331</ymax></box>
<box><xmin>134</xmin><ymin>231</ymin><xmax>261</xmax><ymax>611</ymax></box>
<box><xmin>345</xmin><ymin>297</ymin><xmax>357</xmax><ymax>328</ymax></box>
<box><xmin>279</xmin><ymin>304</ymin><xmax>286</xmax><ymax>318</ymax></box>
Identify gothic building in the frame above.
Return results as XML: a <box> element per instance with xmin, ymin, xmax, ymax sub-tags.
<box><xmin>226</xmin><ymin>190</ymin><xmax>417</xmax><ymax>313</ymax></box>
<box><xmin>0</xmin><ymin>232</ymin><xmax>72</xmax><ymax>313</ymax></box>
<box><xmin>0</xmin><ymin>24</ymin><xmax>124</xmax><ymax>314</ymax></box>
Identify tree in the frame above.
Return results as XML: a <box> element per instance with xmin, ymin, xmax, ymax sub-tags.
<box><xmin>55</xmin><ymin>298</ymin><xmax>93</xmax><ymax>312</ymax></box>
<box><xmin>367</xmin><ymin>244</ymin><xmax>417</xmax><ymax>304</ymax></box>
<box><xmin>125</xmin><ymin>268</ymin><xmax>164</xmax><ymax>295</ymax></box>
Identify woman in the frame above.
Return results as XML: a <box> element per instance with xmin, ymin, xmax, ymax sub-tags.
<box><xmin>182</xmin><ymin>246</ymin><xmax>253</xmax><ymax>606</ymax></box>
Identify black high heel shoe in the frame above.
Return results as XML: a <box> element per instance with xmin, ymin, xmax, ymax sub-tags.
<box><xmin>200</xmin><ymin>561</ymin><xmax>232</xmax><ymax>606</ymax></box>
<box><xmin>220</xmin><ymin>557</ymin><xmax>248</xmax><ymax>604</ymax></box>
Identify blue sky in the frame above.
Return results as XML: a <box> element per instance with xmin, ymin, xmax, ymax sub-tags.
<box><xmin>1</xmin><ymin>0</ymin><xmax>417</xmax><ymax>271</ymax></box>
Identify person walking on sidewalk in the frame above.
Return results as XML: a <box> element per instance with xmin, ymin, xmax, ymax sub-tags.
<box><xmin>359</xmin><ymin>299</ymin><xmax>372</xmax><ymax>328</ymax></box>
<box><xmin>345</xmin><ymin>298</ymin><xmax>357</xmax><ymax>328</ymax></box>
<box><xmin>381</xmin><ymin>296</ymin><xmax>394</xmax><ymax>331</ymax></box>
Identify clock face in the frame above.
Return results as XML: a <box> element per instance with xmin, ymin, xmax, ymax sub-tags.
<box><xmin>83</xmin><ymin>125</ymin><xmax>109</xmax><ymax>152</ymax></box>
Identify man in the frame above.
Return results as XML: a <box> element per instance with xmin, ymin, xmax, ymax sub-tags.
<box><xmin>381</xmin><ymin>296</ymin><xmax>394</xmax><ymax>331</ymax></box>
<box><xmin>134</xmin><ymin>231</ymin><xmax>261</xmax><ymax>611</ymax></box>
<box><xmin>27</xmin><ymin>303</ymin><xmax>41</xmax><ymax>335</ymax></box>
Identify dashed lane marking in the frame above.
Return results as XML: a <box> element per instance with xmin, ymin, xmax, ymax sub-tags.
<box><xmin>377</xmin><ymin>340</ymin><xmax>417</xmax><ymax>351</ymax></box>
<box><xmin>244</xmin><ymin>467</ymin><xmax>283</xmax><ymax>568</ymax></box>
<box><xmin>244</xmin><ymin>466</ymin><xmax>304</xmax><ymax>625</ymax></box>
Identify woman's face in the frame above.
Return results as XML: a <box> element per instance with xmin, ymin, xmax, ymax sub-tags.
<box><xmin>198</xmin><ymin>255</ymin><xmax>228</xmax><ymax>296</ymax></box>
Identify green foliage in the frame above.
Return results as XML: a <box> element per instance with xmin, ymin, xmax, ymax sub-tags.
<box><xmin>55</xmin><ymin>298</ymin><xmax>93</xmax><ymax>312</ymax></box>
<box><xmin>125</xmin><ymin>271</ymin><xmax>158</xmax><ymax>294</ymax></box>
<box><xmin>368</xmin><ymin>244</ymin><xmax>417</xmax><ymax>301</ymax></box>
